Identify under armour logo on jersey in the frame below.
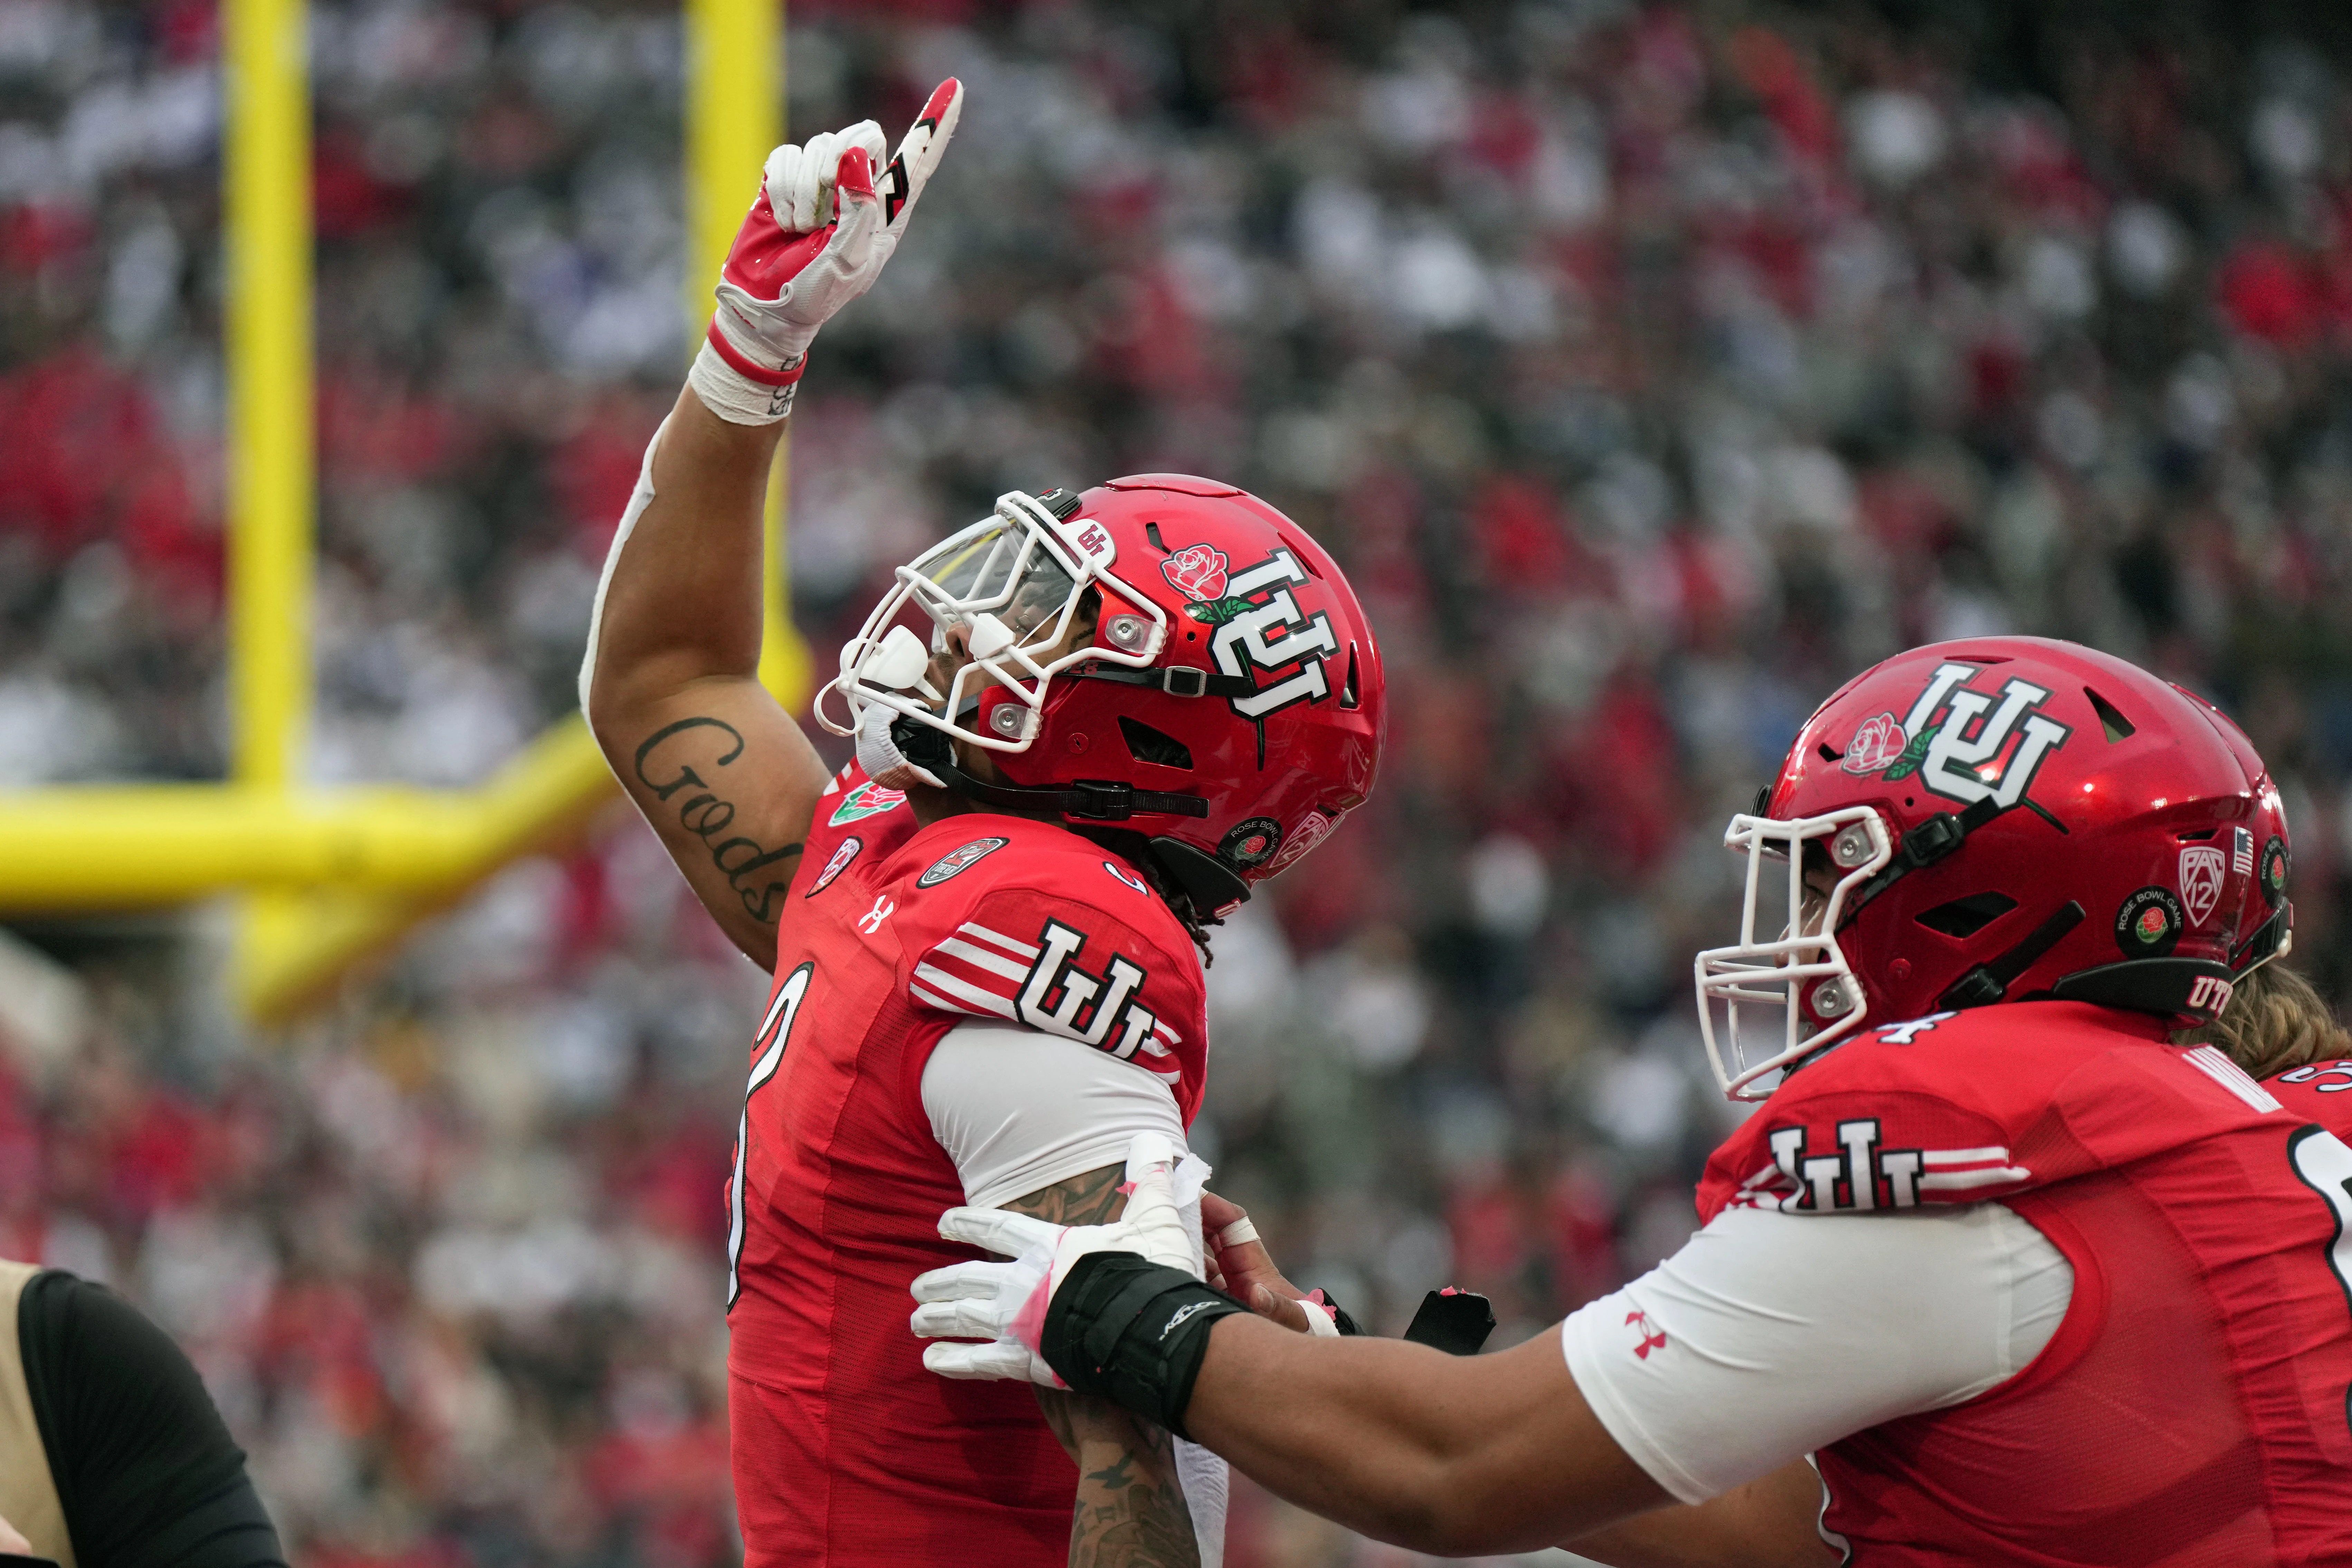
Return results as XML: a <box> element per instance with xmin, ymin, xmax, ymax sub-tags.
<box><xmin>857</xmin><ymin>895</ymin><xmax>896</xmax><ymax>934</ymax></box>
<box><xmin>1845</xmin><ymin>662</ymin><xmax>2073</xmax><ymax>811</ymax></box>
<box><xmin>1625</xmin><ymin>1310</ymin><xmax>1667</xmax><ymax>1360</ymax></box>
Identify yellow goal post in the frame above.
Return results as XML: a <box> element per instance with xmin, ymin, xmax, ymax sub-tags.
<box><xmin>0</xmin><ymin>0</ymin><xmax>804</xmax><ymax>1023</ymax></box>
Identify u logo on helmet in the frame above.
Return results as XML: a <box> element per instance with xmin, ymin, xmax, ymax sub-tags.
<box><xmin>1843</xmin><ymin>661</ymin><xmax>2073</xmax><ymax>810</ymax></box>
<box><xmin>1173</xmin><ymin>546</ymin><xmax>1340</xmax><ymax>720</ymax></box>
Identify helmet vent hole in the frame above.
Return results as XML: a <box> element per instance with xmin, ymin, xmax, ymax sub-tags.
<box><xmin>1144</xmin><ymin>521</ymin><xmax>1170</xmax><ymax>553</ymax></box>
<box><xmin>2084</xmin><ymin>687</ymin><xmax>2135</xmax><ymax>742</ymax></box>
<box><xmin>1341</xmin><ymin>643</ymin><xmax>1361</xmax><ymax>710</ymax></box>
<box><xmin>1119</xmin><ymin>717</ymin><xmax>1194</xmax><ymax>770</ymax></box>
<box><xmin>1817</xmin><ymin>742</ymin><xmax>1841</xmax><ymax>764</ymax></box>
<box><xmin>1916</xmin><ymin>892</ymin><xmax>2019</xmax><ymax>938</ymax></box>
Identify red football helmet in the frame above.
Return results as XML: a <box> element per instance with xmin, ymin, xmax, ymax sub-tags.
<box><xmin>817</xmin><ymin>474</ymin><xmax>1385</xmax><ymax>911</ymax></box>
<box><xmin>1697</xmin><ymin>637</ymin><xmax>2294</xmax><ymax>1099</ymax></box>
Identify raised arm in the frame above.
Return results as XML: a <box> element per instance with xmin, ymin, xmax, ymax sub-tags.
<box><xmin>581</xmin><ymin>85</ymin><xmax>962</xmax><ymax>963</ymax></box>
<box><xmin>583</xmin><ymin>394</ymin><xmax>824</xmax><ymax>963</ymax></box>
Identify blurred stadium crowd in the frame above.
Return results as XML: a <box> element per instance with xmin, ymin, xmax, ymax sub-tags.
<box><xmin>7</xmin><ymin>0</ymin><xmax>2352</xmax><ymax>1562</ymax></box>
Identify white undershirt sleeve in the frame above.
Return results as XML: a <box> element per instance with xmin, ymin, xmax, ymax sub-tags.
<box><xmin>920</xmin><ymin>1023</ymin><xmax>1225</xmax><ymax>1567</ymax></box>
<box><xmin>1559</xmin><ymin>1201</ymin><xmax>2073</xmax><ymax>1504</ymax></box>
<box><xmin>921</xmin><ymin>1023</ymin><xmax>1190</xmax><ymax>1209</ymax></box>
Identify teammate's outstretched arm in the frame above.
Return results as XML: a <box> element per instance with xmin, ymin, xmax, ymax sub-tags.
<box><xmin>915</xmin><ymin>1144</ymin><xmax>1667</xmax><ymax>1555</ymax></box>
<box><xmin>581</xmin><ymin>84</ymin><xmax>961</xmax><ymax>962</ymax></box>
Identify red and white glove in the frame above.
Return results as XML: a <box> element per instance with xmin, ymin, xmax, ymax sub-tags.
<box><xmin>689</xmin><ymin>78</ymin><xmax>964</xmax><ymax>425</ymax></box>
<box><xmin>910</xmin><ymin>1132</ymin><xmax>1207</xmax><ymax>1387</ymax></box>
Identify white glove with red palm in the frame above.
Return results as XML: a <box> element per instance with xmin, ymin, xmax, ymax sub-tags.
<box><xmin>690</xmin><ymin>78</ymin><xmax>964</xmax><ymax>425</ymax></box>
<box><xmin>910</xmin><ymin>1132</ymin><xmax>1207</xmax><ymax>1387</ymax></box>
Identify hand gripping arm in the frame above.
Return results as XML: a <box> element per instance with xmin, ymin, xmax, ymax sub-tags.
<box><xmin>913</xmin><ymin>1132</ymin><xmax>1204</xmax><ymax>1386</ymax></box>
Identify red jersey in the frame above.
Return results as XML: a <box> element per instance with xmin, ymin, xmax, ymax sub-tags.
<box><xmin>1697</xmin><ymin>1001</ymin><xmax>2352</xmax><ymax>1566</ymax></box>
<box><xmin>726</xmin><ymin>764</ymin><xmax>1209</xmax><ymax>1568</ymax></box>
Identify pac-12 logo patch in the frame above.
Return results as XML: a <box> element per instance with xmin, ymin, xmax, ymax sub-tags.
<box><xmin>1265</xmin><ymin>808</ymin><xmax>1335</xmax><ymax>874</ymax></box>
<box><xmin>829</xmin><ymin>780</ymin><xmax>906</xmax><ymax>827</ymax></box>
<box><xmin>918</xmin><ymin>837</ymin><xmax>1008</xmax><ymax>888</ymax></box>
<box><xmin>806</xmin><ymin>836</ymin><xmax>862</xmax><ymax>897</ymax></box>
<box><xmin>2179</xmin><ymin>845</ymin><xmax>2227</xmax><ymax>926</ymax></box>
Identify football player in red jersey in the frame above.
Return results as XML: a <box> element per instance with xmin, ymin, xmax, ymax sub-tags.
<box><xmin>578</xmin><ymin>86</ymin><xmax>1386</xmax><ymax>1568</ymax></box>
<box><xmin>914</xmin><ymin>637</ymin><xmax>2352</xmax><ymax>1567</ymax></box>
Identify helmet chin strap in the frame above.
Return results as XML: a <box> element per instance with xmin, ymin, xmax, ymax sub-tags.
<box><xmin>888</xmin><ymin>716</ymin><xmax>1211</xmax><ymax>824</ymax></box>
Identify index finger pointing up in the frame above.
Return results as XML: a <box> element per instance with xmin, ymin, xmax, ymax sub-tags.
<box><xmin>882</xmin><ymin>77</ymin><xmax>965</xmax><ymax>232</ymax></box>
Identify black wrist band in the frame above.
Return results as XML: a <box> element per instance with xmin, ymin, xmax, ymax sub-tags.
<box><xmin>1041</xmin><ymin>1252</ymin><xmax>1245</xmax><ymax>1438</ymax></box>
<box><xmin>1311</xmin><ymin>1287</ymin><xmax>1364</xmax><ymax>1336</ymax></box>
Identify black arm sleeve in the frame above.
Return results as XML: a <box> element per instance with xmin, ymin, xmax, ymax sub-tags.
<box><xmin>17</xmin><ymin>1271</ymin><xmax>289</xmax><ymax>1568</ymax></box>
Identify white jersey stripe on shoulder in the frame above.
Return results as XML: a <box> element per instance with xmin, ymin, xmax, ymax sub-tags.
<box><xmin>2183</xmin><ymin>1044</ymin><xmax>2284</xmax><ymax>1113</ymax></box>
<box><xmin>1918</xmin><ymin>1166</ymin><xmax>2032</xmax><ymax>1192</ymax></box>
<box><xmin>908</xmin><ymin>983</ymin><xmax>981</xmax><ymax>1017</ymax></box>
<box><xmin>1145</xmin><ymin>1066</ymin><xmax>1183</xmax><ymax>1085</ymax></box>
<box><xmin>1919</xmin><ymin>1146</ymin><xmax>2011</xmax><ymax>1166</ymax></box>
<box><xmin>931</xmin><ymin>937</ymin><xmax>1029</xmax><ymax>982</ymax></box>
<box><xmin>958</xmin><ymin>922</ymin><xmax>1042</xmax><ymax>960</ymax></box>
<box><xmin>911</xmin><ymin>964</ymin><xmax>1017</xmax><ymax>1018</ymax></box>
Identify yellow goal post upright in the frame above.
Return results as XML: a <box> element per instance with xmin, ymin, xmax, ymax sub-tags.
<box><xmin>0</xmin><ymin>0</ymin><xmax>803</xmax><ymax>1023</ymax></box>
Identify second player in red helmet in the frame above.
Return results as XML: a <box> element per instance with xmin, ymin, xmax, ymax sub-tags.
<box><xmin>911</xmin><ymin>635</ymin><xmax>2352</xmax><ymax>1567</ymax></box>
<box><xmin>1698</xmin><ymin>636</ymin><xmax>2292</xmax><ymax>1098</ymax></box>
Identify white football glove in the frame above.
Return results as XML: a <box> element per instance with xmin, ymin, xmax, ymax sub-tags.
<box><xmin>911</xmin><ymin>1132</ymin><xmax>1206</xmax><ymax>1387</ymax></box>
<box><xmin>690</xmin><ymin>78</ymin><xmax>964</xmax><ymax>425</ymax></box>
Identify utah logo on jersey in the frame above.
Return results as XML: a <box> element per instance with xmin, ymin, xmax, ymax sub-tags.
<box><xmin>1840</xmin><ymin>661</ymin><xmax>2073</xmax><ymax>810</ymax></box>
<box><xmin>1164</xmin><ymin>543</ymin><xmax>1339</xmax><ymax>721</ymax></box>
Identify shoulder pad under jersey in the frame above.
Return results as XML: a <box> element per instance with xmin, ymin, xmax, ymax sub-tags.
<box><xmin>891</xmin><ymin>823</ymin><xmax>1206</xmax><ymax>1093</ymax></box>
<box><xmin>1695</xmin><ymin>1001</ymin><xmax>2265</xmax><ymax>1221</ymax></box>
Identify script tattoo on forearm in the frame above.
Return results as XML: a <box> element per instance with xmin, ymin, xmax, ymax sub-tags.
<box><xmin>632</xmin><ymin>716</ymin><xmax>803</xmax><ymax>922</ymax></box>
<box><xmin>1009</xmin><ymin>1165</ymin><xmax>1201</xmax><ymax>1568</ymax></box>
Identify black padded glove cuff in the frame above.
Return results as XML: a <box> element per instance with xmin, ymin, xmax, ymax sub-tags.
<box><xmin>1041</xmin><ymin>1252</ymin><xmax>1245</xmax><ymax>1437</ymax></box>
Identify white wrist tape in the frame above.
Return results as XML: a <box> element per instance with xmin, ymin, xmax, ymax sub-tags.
<box><xmin>687</xmin><ymin>337</ymin><xmax>801</xmax><ymax>426</ymax></box>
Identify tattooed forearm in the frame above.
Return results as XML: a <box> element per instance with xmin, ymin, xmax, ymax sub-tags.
<box><xmin>632</xmin><ymin>716</ymin><xmax>803</xmax><ymax>921</ymax></box>
<box><xmin>1009</xmin><ymin>1165</ymin><xmax>1200</xmax><ymax>1566</ymax></box>
<box><xmin>1064</xmin><ymin>1399</ymin><xmax>1199</xmax><ymax>1568</ymax></box>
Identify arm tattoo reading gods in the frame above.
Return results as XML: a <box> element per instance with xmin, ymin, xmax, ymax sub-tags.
<box><xmin>632</xmin><ymin>716</ymin><xmax>803</xmax><ymax>922</ymax></box>
<box><xmin>1008</xmin><ymin>1165</ymin><xmax>1201</xmax><ymax>1568</ymax></box>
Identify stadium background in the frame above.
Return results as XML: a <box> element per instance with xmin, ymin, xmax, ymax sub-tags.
<box><xmin>6</xmin><ymin>0</ymin><xmax>2352</xmax><ymax>1561</ymax></box>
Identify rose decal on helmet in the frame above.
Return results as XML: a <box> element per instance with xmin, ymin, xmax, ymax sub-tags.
<box><xmin>1160</xmin><ymin>543</ymin><xmax>1230</xmax><ymax>604</ymax></box>
<box><xmin>1841</xmin><ymin>712</ymin><xmax>1908</xmax><ymax>776</ymax></box>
